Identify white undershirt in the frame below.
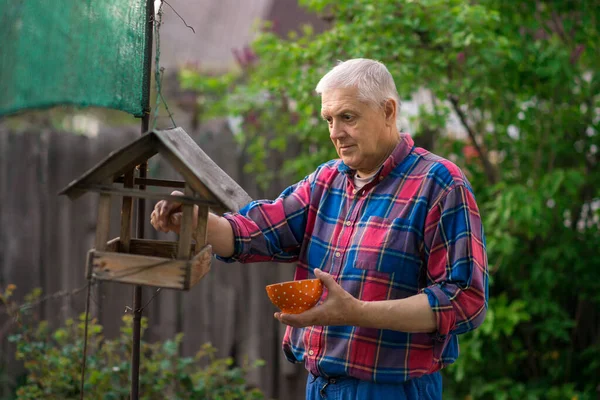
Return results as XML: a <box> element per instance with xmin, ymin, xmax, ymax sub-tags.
<box><xmin>353</xmin><ymin>170</ymin><xmax>379</xmax><ymax>190</ymax></box>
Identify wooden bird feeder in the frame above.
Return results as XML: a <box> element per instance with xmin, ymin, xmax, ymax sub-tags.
<box><xmin>60</xmin><ymin>127</ymin><xmax>252</xmax><ymax>291</ymax></box>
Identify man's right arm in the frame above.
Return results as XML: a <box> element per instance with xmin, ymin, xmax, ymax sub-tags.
<box><xmin>207</xmin><ymin>212</ymin><xmax>235</xmax><ymax>258</ymax></box>
<box><xmin>152</xmin><ymin>168</ymin><xmax>316</xmax><ymax>263</ymax></box>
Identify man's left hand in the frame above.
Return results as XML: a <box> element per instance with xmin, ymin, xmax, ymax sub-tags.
<box><xmin>274</xmin><ymin>269</ymin><xmax>362</xmax><ymax>328</ymax></box>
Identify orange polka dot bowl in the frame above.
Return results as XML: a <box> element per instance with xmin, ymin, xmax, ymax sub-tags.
<box><xmin>265</xmin><ymin>279</ymin><xmax>323</xmax><ymax>314</ymax></box>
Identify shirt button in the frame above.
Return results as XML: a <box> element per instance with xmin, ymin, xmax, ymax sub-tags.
<box><xmin>335</xmin><ymin>251</ymin><xmax>341</xmax><ymax>258</ymax></box>
<box><xmin>379</xmin><ymin>176</ymin><xmax>384</xmax><ymax>181</ymax></box>
<box><xmin>345</xmin><ymin>220</ymin><xmax>351</xmax><ymax>226</ymax></box>
<box><xmin>308</xmin><ymin>350</ymin><xmax>314</xmax><ymax>356</ymax></box>
<box><xmin>352</xmin><ymin>189</ymin><xmax>357</xmax><ymax>194</ymax></box>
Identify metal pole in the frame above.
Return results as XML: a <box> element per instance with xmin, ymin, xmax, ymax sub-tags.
<box><xmin>131</xmin><ymin>0</ymin><xmax>154</xmax><ymax>399</ymax></box>
<box><xmin>131</xmin><ymin>285</ymin><xmax>143</xmax><ymax>400</ymax></box>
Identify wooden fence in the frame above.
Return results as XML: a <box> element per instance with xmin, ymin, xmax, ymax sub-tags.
<box><xmin>0</xmin><ymin>121</ymin><xmax>307</xmax><ymax>399</ymax></box>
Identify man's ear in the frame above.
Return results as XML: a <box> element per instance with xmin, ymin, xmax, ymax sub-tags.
<box><xmin>384</xmin><ymin>99</ymin><xmax>397</xmax><ymax>126</ymax></box>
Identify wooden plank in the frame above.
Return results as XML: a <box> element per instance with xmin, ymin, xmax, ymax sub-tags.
<box><xmin>114</xmin><ymin>176</ymin><xmax>186</xmax><ymax>189</ymax></box>
<box><xmin>195</xmin><ymin>205</ymin><xmax>209</xmax><ymax>250</ymax></box>
<box><xmin>120</xmin><ymin>170</ymin><xmax>134</xmax><ymax>252</ymax></box>
<box><xmin>182</xmin><ymin>257</ymin><xmax>236</xmax><ymax>366</ymax></box>
<box><xmin>131</xmin><ymin>238</ymin><xmax>193</xmax><ymax>258</ymax></box>
<box><xmin>155</xmin><ymin>128</ymin><xmax>253</xmax><ymax>213</ymax></box>
<box><xmin>89</xmin><ymin>251</ymin><xmax>188</xmax><ymax>290</ymax></box>
<box><xmin>189</xmin><ymin>245</ymin><xmax>212</xmax><ymax>288</ymax></box>
<box><xmin>71</xmin><ymin>184</ymin><xmax>219</xmax><ymax>207</ymax></box>
<box><xmin>45</xmin><ymin>131</ymin><xmax>88</xmax><ymax>325</ymax></box>
<box><xmin>178</xmin><ymin>185</ymin><xmax>195</xmax><ymax>260</ymax></box>
<box><xmin>104</xmin><ymin>238</ymin><xmax>196</xmax><ymax>258</ymax></box>
<box><xmin>137</xmin><ymin>238</ymin><xmax>181</xmax><ymax>258</ymax></box>
<box><xmin>59</xmin><ymin>133</ymin><xmax>158</xmax><ymax>200</ymax></box>
<box><xmin>0</xmin><ymin>130</ymin><xmax>44</xmax><ymax>396</ymax></box>
<box><xmin>179</xmin><ymin>185</ymin><xmax>195</xmax><ymax>290</ymax></box>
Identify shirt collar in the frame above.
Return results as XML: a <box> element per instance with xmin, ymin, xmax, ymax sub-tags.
<box><xmin>337</xmin><ymin>133</ymin><xmax>414</xmax><ymax>180</ymax></box>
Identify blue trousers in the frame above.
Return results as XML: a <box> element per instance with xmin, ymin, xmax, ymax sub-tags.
<box><xmin>306</xmin><ymin>372</ymin><xmax>442</xmax><ymax>400</ymax></box>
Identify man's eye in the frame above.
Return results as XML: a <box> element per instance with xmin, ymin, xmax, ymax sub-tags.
<box><xmin>342</xmin><ymin>114</ymin><xmax>353</xmax><ymax>121</ymax></box>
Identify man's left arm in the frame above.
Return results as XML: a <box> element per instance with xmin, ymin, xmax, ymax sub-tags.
<box><xmin>277</xmin><ymin>184</ymin><xmax>488</xmax><ymax>335</ymax></box>
<box><xmin>418</xmin><ymin>184</ymin><xmax>489</xmax><ymax>337</ymax></box>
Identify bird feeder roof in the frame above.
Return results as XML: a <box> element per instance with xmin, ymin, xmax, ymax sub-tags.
<box><xmin>60</xmin><ymin>128</ymin><xmax>252</xmax><ymax>213</ymax></box>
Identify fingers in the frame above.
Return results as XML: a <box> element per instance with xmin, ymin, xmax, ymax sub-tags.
<box><xmin>154</xmin><ymin>200</ymin><xmax>168</xmax><ymax>223</ymax></box>
<box><xmin>150</xmin><ymin>208</ymin><xmax>168</xmax><ymax>233</ymax></box>
<box><xmin>150</xmin><ymin>209</ymin><xmax>158</xmax><ymax>229</ymax></box>
<box><xmin>150</xmin><ymin>194</ymin><xmax>184</xmax><ymax>233</ymax></box>
<box><xmin>155</xmin><ymin>194</ymin><xmax>182</xmax><ymax>218</ymax></box>
<box><xmin>314</xmin><ymin>268</ymin><xmax>337</xmax><ymax>290</ymax></box>
<box><xmin>168</xmin><ymin>190</ymin><xmax>184</xmax><ymax>211</ymax></box>
<box><xmin>274</xmin><ymin>310</ymin><xmax>316</xmax><ymax>329</ymax></box>
<box><xmin>158</xmin><ymin>200</ymin><xmax>171</xmax><ymax>218</ymax></box>
<box><xmin>169</xmin><ymin>212</ymin><xmax>182</xmax><ymax>231</ymax></box>
<box><xmin>150</xmin><ymin>209</ymin><xmax>162</xmax><ymax>232</ymax></box>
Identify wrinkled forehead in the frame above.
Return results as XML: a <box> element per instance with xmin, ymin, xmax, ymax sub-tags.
<box><xmin>320</xmin><ymin>87</ymin><xmax>365</xmax><ymax>114</ymax></box>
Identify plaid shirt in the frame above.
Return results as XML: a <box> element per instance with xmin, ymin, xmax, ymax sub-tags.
<box><xmin>220</xmin><ymin>134</ymin><xmax>488</xmax><ymax>383</ymax></box>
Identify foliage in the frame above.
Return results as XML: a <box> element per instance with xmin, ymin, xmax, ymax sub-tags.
<box><xmin>0</xmin><ymin>285</ymin><xmax>264</xmax><ymax>400</ymax></box>
<box><xmin>180</xmin><ymin>0</ymin><xmax>600</xmax><ymax>398</ymax></box>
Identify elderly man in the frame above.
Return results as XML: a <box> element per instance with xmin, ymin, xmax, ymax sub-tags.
<box><xmin>151</xmin><ymin>58</ymin><xmax>488</xmax><ymax>399</ymax></box>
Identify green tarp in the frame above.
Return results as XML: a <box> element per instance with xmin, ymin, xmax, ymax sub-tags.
<box><xmin>0</xmin><ymin>1</ymin><xmax>151</xmax><ymax>117</ymax></box>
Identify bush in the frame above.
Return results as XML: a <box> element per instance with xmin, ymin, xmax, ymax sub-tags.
<box><xmin>1</xmin><ymin>286</ymin><xmax>264</xmax><ymax>400</ymax></box>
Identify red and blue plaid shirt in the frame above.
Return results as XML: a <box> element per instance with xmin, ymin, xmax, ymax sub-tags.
<box><xmin>220</xmin><ymin>134</ymin><xmax>488</xmax><ymax>383</ymax></box>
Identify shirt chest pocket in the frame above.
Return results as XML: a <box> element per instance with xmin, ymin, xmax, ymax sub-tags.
<box><xmin>351</xmin><ymin>216</ymin><xmax>422</xmax><ymax>279</ymax></box>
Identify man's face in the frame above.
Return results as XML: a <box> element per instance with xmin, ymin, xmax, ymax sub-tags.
<box><xmin>321</xmin><ymin>87</ymin><xmax>397</xmax><ymax>175</ymax></box>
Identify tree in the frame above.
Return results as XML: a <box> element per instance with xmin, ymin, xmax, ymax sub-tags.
<box><xmin>180</xmin><ymin>1</ymin><xmax>600</xmax><ymax>398</ymax></box>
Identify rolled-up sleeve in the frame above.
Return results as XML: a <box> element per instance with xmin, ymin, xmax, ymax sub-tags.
<box><xmin>216</xmin><ymin>173</ymin><xmax>314</xmax><ymax>264</ymax></box>
<box><xmin>422</xmin><ymin>184</ymin><xmax>488</xmax><ymax>338</ymax></box>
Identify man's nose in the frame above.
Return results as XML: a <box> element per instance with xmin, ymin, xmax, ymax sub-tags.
<box><xmin>329</xmin><ymin>120</ymin><xmax>345</xmax><ymax>139</ymax></box>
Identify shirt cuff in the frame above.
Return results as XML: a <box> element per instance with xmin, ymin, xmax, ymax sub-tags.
<box><xmin>215</xmin><ymin>213</ymin><xmax>250</xmax><ymax>263</ymax></box>
<box><xmin>422</xmin><ymin>284</ymin><xmax>456</xmax><ymax>341</ymax></box>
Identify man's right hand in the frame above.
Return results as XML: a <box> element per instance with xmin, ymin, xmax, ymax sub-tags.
<box><xmin>150</xmin><ymin>190</ymin><xmax>185</xmax><ymax>234</ymax></box>
<box><xmin>150</xmin><ymin>190</ymin><xmax>236</xmax><ymax>258</ymax></box>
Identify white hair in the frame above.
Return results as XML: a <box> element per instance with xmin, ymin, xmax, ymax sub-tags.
<box><xmin>315</xmin><ymin>58</ymin><xmax>401</xmax><ymax>110</ymax></box>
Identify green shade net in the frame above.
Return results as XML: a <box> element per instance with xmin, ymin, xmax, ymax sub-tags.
<box><xmin>0</xmin><ymin>0</ymin><xmax>151</xmax><ymax>117</ymax></box>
